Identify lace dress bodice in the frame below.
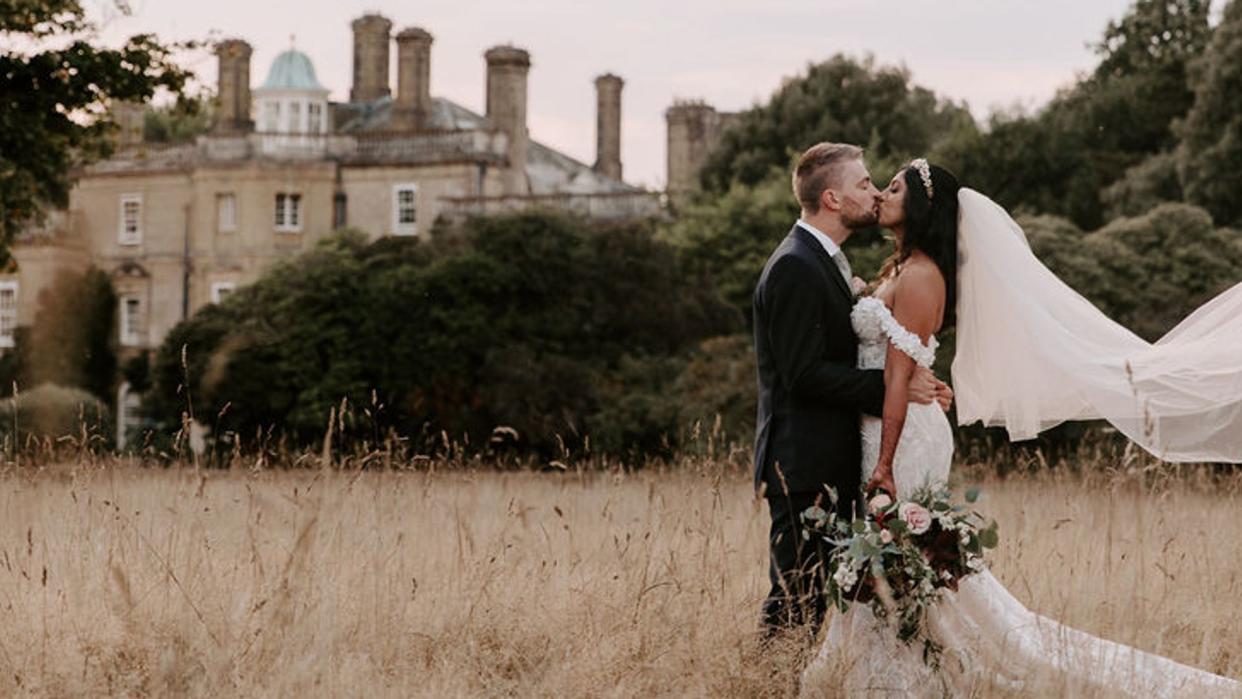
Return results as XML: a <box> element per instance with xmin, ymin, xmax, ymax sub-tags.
<box><xmin>849</xmin><ymin>296</ymin><xmax>952</xmax><ymax>499</ymax></box>
<box><xmin>851</xmin><ymin>296</ymin><xmax>939</xmax><ymax>370</ymax></box>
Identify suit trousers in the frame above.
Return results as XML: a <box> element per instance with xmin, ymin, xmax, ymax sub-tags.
<box><xmin>761</xmin><ymin>491</ymin><xmax>832</xmax><ymax>636</ymax></box>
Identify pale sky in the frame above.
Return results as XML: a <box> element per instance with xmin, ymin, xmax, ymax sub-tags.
<box><xmin>85</xmin><ymin>0</ymin><xmax>1141</xmax><ymax>189</ymax></box>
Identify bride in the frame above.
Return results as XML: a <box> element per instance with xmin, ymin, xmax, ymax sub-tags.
<box><xmin>799</xmin><ymin>159</ymin><xmax>1242</xmax><ymax>697</ymax></box>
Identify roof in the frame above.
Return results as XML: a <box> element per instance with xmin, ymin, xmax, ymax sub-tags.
<box><xmin>333</xmin><ymin>96</ymin><xmax>489</xmax><ymax>133</ymax></box>
<box><xmin>333</xmin><ymin>96</ymin><xmax>638</xmax><ymax>193</ymax></box>
<box><xmin>259</xmin><ymin>49</ymin><xmax>327</xmax><ymax>92</ymax></box>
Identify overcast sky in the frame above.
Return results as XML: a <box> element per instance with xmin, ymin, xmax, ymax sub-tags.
<box><xmin>86</xmin><ymin>0</ymin><xmax>1143</xmax><ymax>188</ymax></box>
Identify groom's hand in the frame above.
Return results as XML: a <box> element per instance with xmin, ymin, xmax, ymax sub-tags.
<box><xmin>908</xmin><ymin>367</ymin><xmax>953</xmax><ymax>412</ymax></box>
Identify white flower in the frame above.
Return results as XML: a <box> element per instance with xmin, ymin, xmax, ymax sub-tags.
<box><xmin>880</xmin><ymin>529</ymin><xmax>894</xmax><ymax>544</ymax></box>
<box><xmin>833</xmin><ymin>564</ymin><xmax>859</xmax><ymax>591</ymax></box>
<box><xmin>967</xmin><ymin>556</ymin><xmax>985</xmax><ymax>572</ymax></box>
<box><xmin>898</xmin><ymin>502</ymin><xmax>932</xmax><ymax>535</ymax></box>
<box><xmin>868</xmin><ymin>493</ymin><xmax>893</xmax><ymax>513</ymax></box>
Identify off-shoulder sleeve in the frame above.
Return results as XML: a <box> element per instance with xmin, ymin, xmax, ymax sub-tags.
<box><xmin>877</xmin><ymin>307</ymin><xmax>939</xmax><ymax>368</ymax></box>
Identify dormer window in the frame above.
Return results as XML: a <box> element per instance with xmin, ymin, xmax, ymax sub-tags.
<box><xmin>287</xmin><ymin>101</ymin><xmax>301</xmax><ymax>132</ymax></box>
<box><xmin>254</xmin><ymin>47</ymin><xmax>330</xmax><ymax>138</ymax></box>
<box><xmin>264</xmin><ymin>101</ymin><xmax>281</xmax><ymax>132</ymax></box>
<box><xmin>308</xmin><ymin>103</ymin><xmax>323</xmax><ymax>133</ymax></box>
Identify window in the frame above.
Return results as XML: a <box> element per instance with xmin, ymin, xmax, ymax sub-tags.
<box><xmin>211</xmin><ymin>282</ymin><xmax>236</xmax><ymax>304</ymax></box>
<box><xmin>333</xmin><ymin>192</ymin><xmax>347</xmax><ymax>229</ymax></box>
<box><xmin>217</xmin><ymin>193</ymin><xmax>237</xmax><ymax>233</ymax></box>
<box><xmin>116</xmin><ymin>382</ymin><xmax>143</xmax><ymax>448</ymax></box>
<box><xmin>287</xmin><ymin>101</ymin><xmax>301</xmax><ymax>133</ymax></box>
<box><xmin>275</xmin><ymin>193</ymin><xmax>302</xmax><ymax>232</ymax></box>
<box><xmin>120</xmin><ymin>296</ymin><xmax>143</xmax><ymax>346</ymax></box>
<box><xmin>119</xmin><ymin>193</ymin><xmax>142</xmax><ymax>245</ymax></box>
<box><xmin>0</xmin><ymin>281</ymin><xmax>16</xmax><ymax>349</ymax></box>
<box><xmin>308</xmin><ymin>102</ymin><xmax>323</xmax><ymax>133</ymax></box>
<box><xmin>264</xmin><ymin>101</ymin><xmax>281</xmax><ymax>132</ymax></box>
<box><xmin>392</xmin><ymin>183</ymin><xmax>417</xmax><ymax>235</ymax></box>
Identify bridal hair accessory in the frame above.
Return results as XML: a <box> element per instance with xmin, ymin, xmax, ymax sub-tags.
<box><xmin>911</xmin><ymin>158</ymin><xmax>934</xmax><ymax>199</ymax></box>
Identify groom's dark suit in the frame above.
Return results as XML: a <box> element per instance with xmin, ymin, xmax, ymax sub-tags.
<box><xmin>752</xmin><ymin>224</ymin><xmax>884</xmax><ymax>632</ymax></box>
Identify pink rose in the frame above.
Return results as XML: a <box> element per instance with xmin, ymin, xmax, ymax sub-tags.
<box><xmin>880</xmin><ymin>529</ymin><xmax>894</xmax><ymax>544</ymax></box>
<box><xmin>899</xmin><ymin>502</ymin><xmax>932</xmax><ymax>535</ymax></box>
<box><xmin>868</xmin><ymin>493</ymin><xmax>893</xmax><ymax>513</ymax></box>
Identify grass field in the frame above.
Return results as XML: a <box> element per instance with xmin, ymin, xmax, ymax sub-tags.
<box><xmin>0</xmin><ymin>457</ymin><xmax>1239</xmax><ymax>697</ymax></box>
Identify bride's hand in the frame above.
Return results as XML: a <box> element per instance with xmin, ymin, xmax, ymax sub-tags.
<box><xmin>908</xmin><ymin>367</ymin><xmax>953</xmax><ymax>411</ymax></box>
<box><xmin>866</xmin><ymin>467</ymin><xmax>897</xmax><ymax>500</ymax></box>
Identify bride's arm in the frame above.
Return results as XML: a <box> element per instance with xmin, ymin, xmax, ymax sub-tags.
<box><xmin>866</xmin><ymin>263</ymin><xmax>945</xmax><ymax>497</ymax></box>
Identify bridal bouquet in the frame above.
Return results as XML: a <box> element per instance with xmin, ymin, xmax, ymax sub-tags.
<box><xmin>802</xmin><ymin>487</ymin><xmax>999</xmax><ymax>665</ymax></box>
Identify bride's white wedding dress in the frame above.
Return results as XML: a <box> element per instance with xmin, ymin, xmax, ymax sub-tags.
<box><xmin>798</xmin><ymin>296</ymin><xmax>1241</xmax><ymax>698</ymax></box>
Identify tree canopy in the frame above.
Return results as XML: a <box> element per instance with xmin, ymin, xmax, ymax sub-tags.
<box><xmin>149</xmin><ymin>213</ymin><xmax>743</xmax><ymax>458</ymax></box>
<box><xmin>698</xmin><ymin>55</ymin><xmax>974</xmax><ymax>194</ymax></box>
<box><xmin>0</xmin><ymin>0</ymin><xmax>197</xmax><ymax>247</ymax></box>
<box><xmin>1178</xmin><ymin>0</ymin><xmax>1242</xmax><ymax>226</ymax></box>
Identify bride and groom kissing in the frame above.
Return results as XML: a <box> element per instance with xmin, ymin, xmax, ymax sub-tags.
<box><xmin>752</xmin><ymin>143</ymin><xmax>1242</xmax><ymax>696</ymax></box>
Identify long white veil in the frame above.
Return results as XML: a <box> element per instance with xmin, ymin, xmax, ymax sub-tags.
<box><xmin>951</xmin><ymin>188</ymin><xmax>1242</xmax><ymax>462</ymax></box>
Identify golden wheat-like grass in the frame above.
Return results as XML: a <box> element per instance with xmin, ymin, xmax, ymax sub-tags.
<box><xmin>0</xmin><ymin>460</ymin><xmax>1238</xmax><ymax>697</ymax></box>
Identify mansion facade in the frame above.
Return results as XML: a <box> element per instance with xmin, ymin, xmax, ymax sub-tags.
<box><xmin>5</xmin><ymin>14</ymin><xmax>740</xmax><ymax>443</ymax></box>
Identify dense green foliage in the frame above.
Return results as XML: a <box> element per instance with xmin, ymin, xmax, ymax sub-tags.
<box><xmin>700</xmin><ymin>55</ymin><xmax>973</xmax><ymax>193</ymax></box>
<box><xmin>143</xmin><ymin>94</ymin><xmax>213</xmax><ymax>144</ymax></box>
<box><xmin>938</xmin><ymin>0</ymin><xmax>1212</xmax><ymax>230</ymax></box>
<box><xmin>0</xmin><ymin>266</ymin><xmax>117</xmax><ymax>401</ymax></box>
<box><xmin>150</xmin><ymin>215</ymin><xmax>742</xmax><ymax>457</ymax></box>
<box><xmin>1023</xmin><ymin>205</ymin><xmax>1242</xmax><ymax>341</ymax></box>
<box><xmin>1178</xmin><ymin>0</ymin><xmax>1242</xmax><ymax>226</ymax></box>
<box><xmin>0</xmin><ymin>383</ymin><xmax>111</xmax><ymax>447</ymax></box>
<box><xmin>28</xmin><ymin>267</ymin><xmax>117</xmax><ymax>399</ymax></box>
<box><xmin>0</xmin><ymin>0</ymin><xmax>197</xmax><ymax>247</ymax></box>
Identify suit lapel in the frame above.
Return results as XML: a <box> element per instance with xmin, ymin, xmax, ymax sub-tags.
<box><xmin>792</xmin><ymin>225</ymin><xmax>855</xmax><ymax>303</ymax></box>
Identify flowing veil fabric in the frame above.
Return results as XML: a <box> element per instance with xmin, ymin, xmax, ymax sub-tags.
<box><xmin>952</xmin><ymin>188</ymin><xmax>1242</xmax><ymax>462</ymax></box>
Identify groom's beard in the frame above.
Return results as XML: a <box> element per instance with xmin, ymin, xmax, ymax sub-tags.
<box><xmin>842</xmin><ymin>205</ymin><xmax>879</xmax><ymax>229</ymax></box>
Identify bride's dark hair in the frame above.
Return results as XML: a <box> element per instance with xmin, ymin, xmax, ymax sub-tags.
<box><xmin>876</xmin><ymin>161</ymin><xmax>961</xmax><ymax>328</ymax></box>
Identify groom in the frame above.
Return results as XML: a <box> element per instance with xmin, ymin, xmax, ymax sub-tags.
<box><xmin>753</xmin><ymin>142</ymin><xmax>951</xmax><ymax>634</ymax></box>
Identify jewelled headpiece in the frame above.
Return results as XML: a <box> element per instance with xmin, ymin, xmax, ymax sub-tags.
<box><xmin>911</xmin><ymin>158</ymin><xmax>934</xmax><ymax>199</ymax></box>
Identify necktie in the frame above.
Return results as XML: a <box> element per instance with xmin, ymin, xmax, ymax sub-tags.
<box><xmin>832</xmin><ymin>250</ymin><xmax>853</xmax><ymax>289</ymax></box>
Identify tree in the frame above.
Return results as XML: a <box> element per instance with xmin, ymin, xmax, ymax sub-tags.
<box><xmin>1178</xmin><ymin>0</ymin><xmax>1242</xmax><ymax>225</ymax></box>
<box><xmin>1101</xmin><ymin>151</ymin><xmax>1183</xmax><ymax>219</ymax></box>
<box><xmin>144</xmin><ymin>93</ymin><xmax>213</xmax><ymax>144</ymax></box>
<box><xmin>150</xmin><ymin>215</ymin><xmax>740</xmax><ymax>457</ymax></box>
<box><xmin>1023</xmin><ymin>204</ymin><xmax>1242</xmax><ymax>341</ymax></box>
<box><xmin>699</xmin><ymin>55</ymin><xmax>973</xmax><ymax>193</ymax></box>
<box><xmin>26</xmin><ymin>266</ymin><xmax>117</xmax><ymax>400</ymax></box>
<box><xmin>1089</xmin><ymin>0</ymin><xmax>1211</xmax><ymax>157</ymax></box>
<box><xmin>939</xmin><ymin>0</ymin><xmax>1211</xmax><ymax>229</ymax></box>
<box><xmin>0</xmin><ymin>0</ymin><xmax>197</xmax><ymax>248</ymax></box>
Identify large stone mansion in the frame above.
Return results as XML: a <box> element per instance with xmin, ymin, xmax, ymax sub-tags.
<box><xmin>4</xmin><ymin>13</ymin><xmax>739</xmax><ymax>441</ymax></box>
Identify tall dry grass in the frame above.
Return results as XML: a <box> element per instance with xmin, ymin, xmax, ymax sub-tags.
<box><xmin>0</xmin><ymin>458</ymin><xmax>1238</xmax><ymax>697</ymax></box>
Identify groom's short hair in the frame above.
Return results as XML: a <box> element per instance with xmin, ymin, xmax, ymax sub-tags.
<box><xmin>793</xmin><ymin>142</ymin><xmax>864</xmax><ymax>214</ymax></box>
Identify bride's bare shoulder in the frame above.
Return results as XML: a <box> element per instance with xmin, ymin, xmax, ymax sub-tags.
<box><xmin>893</xmin><ymin>255</ymin><xmax>946</xmax><ymax>297</ymax></box>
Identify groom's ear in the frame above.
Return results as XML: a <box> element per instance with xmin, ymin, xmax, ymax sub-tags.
<box><xmin>820</xmin><ymin>186</ymin><xmax>842</xmax><ymax>213</ymax></box>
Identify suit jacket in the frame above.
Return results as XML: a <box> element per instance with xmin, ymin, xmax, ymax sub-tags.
<box><xmin>752</xmin><ymin>224</ymin><xmax>885</xmax><ymax>511</ymax></box>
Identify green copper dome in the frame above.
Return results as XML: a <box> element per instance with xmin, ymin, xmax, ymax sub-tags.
<box><xmin>260</xmin><ymin>49</ymin><xmax>326</xmax><ymax>91</ymax></box>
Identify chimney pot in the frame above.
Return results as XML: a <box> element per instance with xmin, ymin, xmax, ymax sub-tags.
<box><xmin>213</xmin><ymin>39</ymin><xmax>253</xmax><ymax>134</ymax></box>
<box><xmin>350</xmin><ymin>14</ymin><xmax>392</xmax><ymax>103</ymax></box>
<box><xmin>593</xmin><ymin>73</ymin><xmax>624</xmax><ymax>181</ymax></box>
